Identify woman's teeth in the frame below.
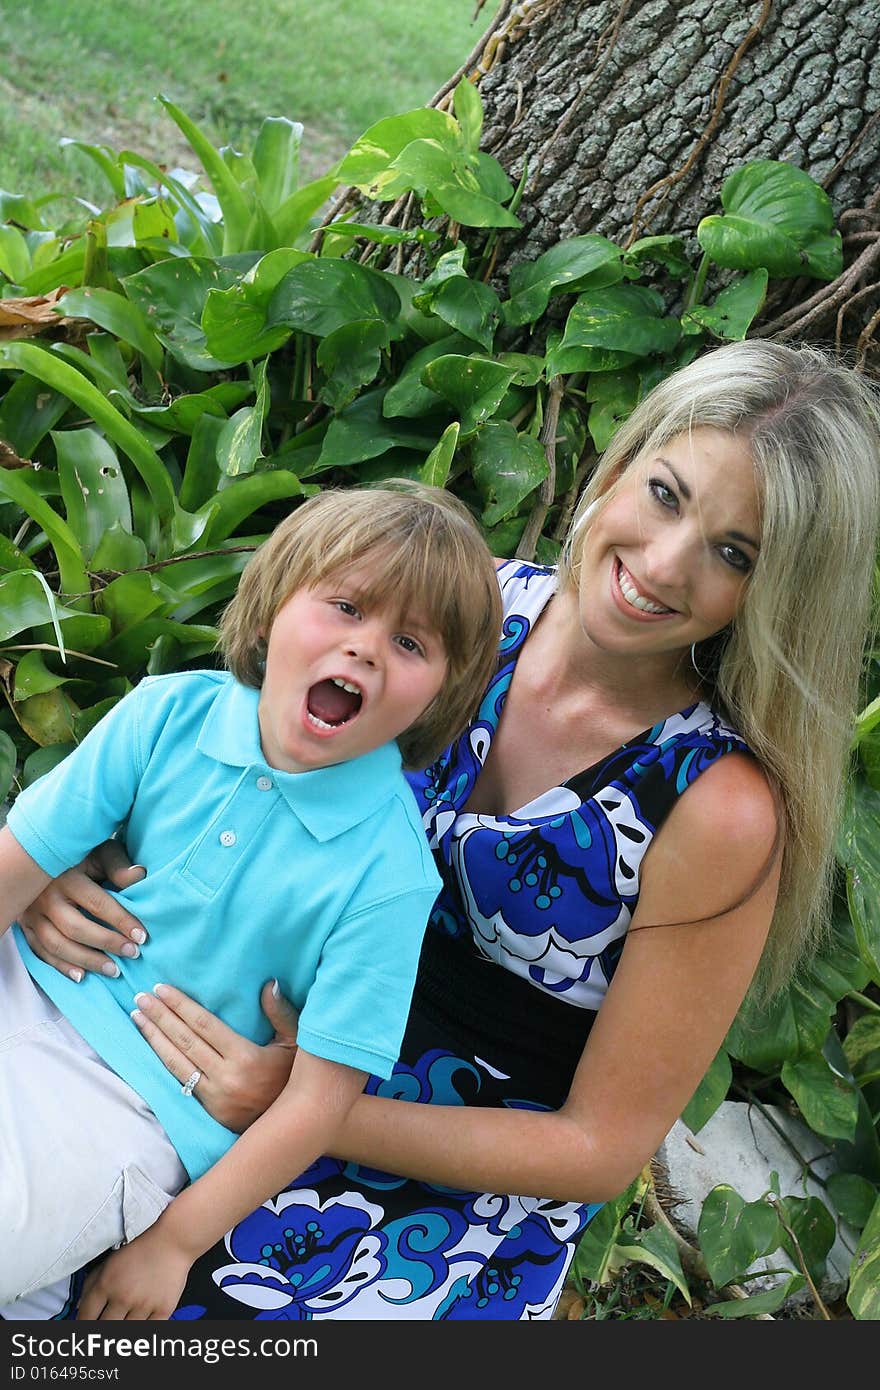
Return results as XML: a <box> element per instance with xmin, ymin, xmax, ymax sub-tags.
<box><xmin>617</xmin><ymin>562</ymin><xmax>672</xmax><ymax>614</ymax></box>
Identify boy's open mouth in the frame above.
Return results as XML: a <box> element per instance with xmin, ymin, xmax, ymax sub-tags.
<box><xmin>306</xmin><ymin>677</ymin><xmax>363</xmax><ymax>731</ymax></box>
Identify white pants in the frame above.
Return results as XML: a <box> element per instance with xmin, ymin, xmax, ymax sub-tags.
<box><xmin>0</xmin><ymin>931</ymin><xmax>188</xmax><ymax>1313</ymax></box>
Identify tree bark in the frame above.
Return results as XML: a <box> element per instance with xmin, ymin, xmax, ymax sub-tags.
<box><xmin>476</xmin><ymin>0</ymin><xmax>879</xmax><ymax>261</ymax></box>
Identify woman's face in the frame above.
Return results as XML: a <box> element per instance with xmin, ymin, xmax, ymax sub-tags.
<box><xmin>576</xmin><ymin>427</ymin><xmax>760</xmax><ymax>661</ymax></box>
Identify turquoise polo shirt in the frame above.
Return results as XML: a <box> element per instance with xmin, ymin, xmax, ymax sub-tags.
<box><xmin>9</xmin><ymin>670</ymin><xmax>441</xmax><ymax>1180</ymax></box>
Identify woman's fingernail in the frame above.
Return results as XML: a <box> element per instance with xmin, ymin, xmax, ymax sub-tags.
<box><xmin>68</xmin><ymin>968</ymin><xmax>84</xmax><ymax>984</ymax></box>
<box><xmin>131</xmin><ymin>865</ymin><xmax>147</xmax><ymax>878</ymax></box>
<box><xmin>153</xmin><ymin>983</ymin><xmax>169</xmax><ymax>998</ymax></box>
<box><xmin>133</xmin><ymin>992</ymin><xmax>150</xmax><ymax>1008</ymax></box>
<box><xmin>130</xmin><ymin>1009</ymin><xmax>145</xmax><ymax>1026</ymax></box>
<box><xmin>130</xmin><ymin>928</ymin><xmax>147</xmax><ymax>944</ymax></box>
<box><xmin>271</xmin><ymin>978</ymin><xmax>280</xmax><ymax>998</ymax></box>
<box><xmin>121</xmin><ymin>942</ymin><xmax>140</xmax><ymax>959</ymax></box>
<box><xmin>101</xmin><ymin>961</ymin><xmax>121</xmax><ymax>979</ymax></box>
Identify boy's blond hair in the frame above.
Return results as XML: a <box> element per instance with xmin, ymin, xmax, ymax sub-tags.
<box><xmin>219</xmin><ymin>482</ymin><xmax>502</xmax><ymax>768</ymax></box>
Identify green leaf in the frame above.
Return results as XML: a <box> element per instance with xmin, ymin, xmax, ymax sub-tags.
<box><xmin>201</xmin><ymin>248</ymin><xmax>310</xmax><ymax>364</ymax></box>
<box><xmin>97</xmin><ymin>571</ymin><xmax>168</xmax><ymax>633</ymax></box>
<box><xmin>471</xmin><ymin>421</ymin><xmax>549</xmax><ymax>526</ymax></box>
<box><xmin>0</xmin><ymin>190</ymin><xmax>49</xmax><ymax>231</ymax></box>
<box><xmin>383</xmin><ymin>333</ymin><xmax>469</xmax><ymax>418</ymax></box>
<box><xmin>727</xmin><ymin>912</ymin><xmax>869</xmax><ymax>1069</ymax></box>
<box><xmin>0</xmin><ymin>466</ymin><xmax>89</xmax><ymax>599</ymax></box>
<box><xmin>612</xmin><ymin>1218</ymin><xmax>692</xmax><ymax>1305</ymax></box>
<box><xmin>569</xmin><ymin>1179</ymin><xmax>642</xmax><ymax>1287</ymax></box>
<box><xmin>697</xmin><ymin>1186</ymin><xmax>781</xmax><ymax>1289</ymax></box>
<box><xmin>0</xmin><ymin>374</ymin><xmax>68</xmax><ymax>458</ymax></box>
<box><xmin>0</xmin><ymin>341</ymin><xmax>176</xmax><ymax>524</ymax></box>
<box><xmin>843</xmin><ymin>1013</ymin><xmax>880</xmax><ymax>1072</ymax></box>
<box><xmin>317</xmin><ymin>319</ymin><xmax>391</xmax><ymax>409</ymax></box>
<box><xmin>116</xmin><ymin>150</ymin><xmax>222</xmax><ymax>257</ymax></box>
<box><xmin>420</xmin><ymin>422</ymin><xmax>459</xmax><ymax>488</ymax></box>
<box><xmin>197</xmin><ymin>471</ymin><xmax>307</xmax><ymax>547</ymax></box>
<box><xmin>777</xmin><ymin>1195</ymin><xmax>836</xmax><ymax>1285</ymax></box>
<box><xmin>21</xmin><ymin>741</ymin><xmax>76</xmax><ymax>786</ymax></box>
<box><xmin>453</xmin><ymin>78</ymin><xmax>483</xmax><ymax>153</ymax></box>
<box><xmin>697</xmin><ymin>160</ymin><xmax>842</xmax><ymax>281</ymax></box>
<box><xmin>268</xmin><ymin>258</ymin><xmax>401</xmax><ymax>338</ymax></box>
<box><xmin>273</xmin><ymin>175</ymin><xmax>338</xmax><ymax>246</ymax></box>
<box><xmin>623</xmin><ymin>235</ymin><xmax>692</xmax><ymax>279</ymax></box>
<box><xmin>158</xmin><ymin>96</ymin><xmax>252</xmax><ymax>256</ymax></box>
<box><xmin>55</xmin><ymin>287</ymin><xmax>164</xmax><ymax>373</ymax></box>
<box><xmin>0</xmin><ymin>729</ymin><xmax>16</xmax><ymax>802</ymax></box>
<box><xmin>0</xmin><ymin>224</ymin><xmax>31</xmax><ymax>284</ymax></box>
<box><xmin>839</xmin><ymin>776</ymin><xmax>880</xmax><ymax>985</ymax></box>
<box><xmin>54</xmin><ymin>428</ymin><xmax>132</xmax><ymax>562</ymax></box>
<box><xmin>59</xmin><ymin>138</ymin><xmax>126</xmax><ymax>200</ymax></box>
<box><xmin>315</xmin><ymin>390</ymin><xmax>443</xmax><ymax>471</ymax></box>
<box><xmin>123</xmin><ymin>258</ymin><xmax>242</xmax><ymax>372</ymax></box>
<box><xmin>421</xmin><ymin>355</ymin><xmax>517</xmax><ymax>436</ymax></box>
<box><xmin>586</xmin><ymin>368</ymin><xmax>641</xmax><ymax>452</ymax></box>
<box><xmin>683</xmin><ymin>269</ymin><xmax>768</xmax><ymax>341</ymax></box>
<box><xmin>90</xmin><ymin>525</ymin><xmax>149</xmax><ymax>573</ymax></box>
<box><xmin>559</xmin><ymin>284</ymin><xmax>681</xmax><ymax>357</ymax></box>
<box><xmin>704</xmin><ymin>1273</ymin><xmax>806</xmax><ymax>1317</ymax></box>
<box><xmin>505</xmin><ymin>236</ymin><xmax>623</xmax><ymax>327</ymax></box>
<box><xmin>385</xmin><ymin>139</ymin><xmax>521</xmax><ymax>229</ymax></box>
<box><xmin>216</xmin><ymin>358</ymin><xmax>270</xmax><ymax>476</ymax></box>
<box><xmin>178</xmin><ymin>412</ymin><xmax>226</xmax><ymax>511</ymax></box>
<box><xmin>781</xmin><ymin>1051</ymin><xmax>859</xmax><ymax>1142</ymax></box>
<box><xmin>424</xmin><ymin>276</ymin><xmax>502</xmax><ymax>354</ymax></box>
<box><xmin>681</xmin><ymin>1047</ymin><xmax>732</xmax><ymax>1134</ymax></box>
<box><xmin>847</xmin><ymin>1193</ymin><xmax>880</xmax><ymax>1318</ymax></box>
<box><xmin>252</xmin><ymin>116</ymin><xmax>303</xmax><ymax>215</ymax></box>
<box><xmin>335</xmin><ymin>109</ymin><xmax>459</xmax><ymax>189</ymax></box>
<box><xmin>13</xmin><ymin>650</ymin><xmax>69</xmax><ymax>701</ymax></box>
<box><xmin>16</xmin><ymin>686</ymin><xmax>80</xmax><ymax>746</ymax></box>
<box><xmin>826</xmin><ymin>1173</ymin><xmax>877</xmax><ymax>1231</ymax></box>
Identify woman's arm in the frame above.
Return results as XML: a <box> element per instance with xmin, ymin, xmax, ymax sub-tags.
<box><xmin>17</xmin><ymin>842</ymin><xmax>148</xmax><ymax>979</ymax></box>
<box><xmin>133</xmin><ymin>753</ymin><xmax>781</xmax><ymax>1205</ymax></box>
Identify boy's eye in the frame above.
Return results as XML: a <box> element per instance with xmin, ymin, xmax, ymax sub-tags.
<box><xmin>333</xmin><ymin>600</ymin><xmax>360</xmax><ymax>618</ymax></box>
<box><xmin>648</xmin><ymin>478</ymin><xmax>677</xmax><ymax>509</ymax></box>
<box><xmin>394</xmin><ymin>634</ymin><xmax>424</xmax><ymax>657</ymax></box>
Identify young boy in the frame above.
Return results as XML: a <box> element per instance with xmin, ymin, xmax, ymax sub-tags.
<box><xmin>0</xmin><ymin>482</ymin><xmax>502</xmax><ymax>1319</ymax></box>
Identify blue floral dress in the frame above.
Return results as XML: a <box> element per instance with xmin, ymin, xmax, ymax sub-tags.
<box><xmin>77</xmin><ymin>560</ymin><xmax>749</xmax><ymax>1321</ymax></box>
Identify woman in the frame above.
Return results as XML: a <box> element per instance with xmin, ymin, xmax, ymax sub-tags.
<box><xmin>17</xmin><ymin>341</ymin><xmax>880</xmax><ymax>1321</ymax></box>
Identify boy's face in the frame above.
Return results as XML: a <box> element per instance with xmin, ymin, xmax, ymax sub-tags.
<box><xmin>257</xmin><ymin>567</ymin><xmax>448</xmax><ymax>773</ymax></box>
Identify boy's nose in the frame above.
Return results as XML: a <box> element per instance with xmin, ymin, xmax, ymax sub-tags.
<box><xmin>344</xmin><ymin>626</ymin><xmax>380</xmax><ymax>666</ymax></box>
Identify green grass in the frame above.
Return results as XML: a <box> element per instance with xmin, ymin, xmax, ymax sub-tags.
<box><xmin>0</xmin><ymin>0</ymin><xmax>500</xmax><ymax>206</ymax></box>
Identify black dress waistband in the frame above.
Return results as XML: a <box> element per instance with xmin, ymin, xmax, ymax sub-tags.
<box><xmin>412</xmin><ymin>927</ymin><xmax>596</xmax><ymax>1105</ymax></box>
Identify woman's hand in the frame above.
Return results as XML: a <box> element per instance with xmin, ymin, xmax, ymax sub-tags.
<box><xmin>17</xmin><ymin>840</ymin><xmax>148</xmax><ymax>982</ymax></box>
<box><xmin>131</xmin><ymin>980</ymin><xmax>299</xmax><ymax>1132</ymax></box>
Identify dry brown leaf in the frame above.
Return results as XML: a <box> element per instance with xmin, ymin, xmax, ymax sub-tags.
<box><xmin>0</xmin><ymin>286</ymin><xmax>74</xmax><ymax>341</ymax></box>
<box><xmin>0</xmin><ymin>437</ymin><xmax>31</xmax><ymax>468</ymax></box>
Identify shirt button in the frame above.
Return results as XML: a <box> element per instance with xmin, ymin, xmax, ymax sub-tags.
<box><xmin>256</xmin><ymin>775</ymin><xmax>273</xmax><ymax>791</ymax></box>
<box><xmin>219</xmin><ymin>830</ymin><xmax>236</xmax><ymax>847</ymax></box>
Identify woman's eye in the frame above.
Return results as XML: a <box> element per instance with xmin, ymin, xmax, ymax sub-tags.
<box><xmin>648</xmin><ymin>478</ymin><xmax>677</xmax><ymax>509</ymax></box>
<box><xmin>395</xmin><ymin>635</ymin><xmax>424</xmax><ymax>656</ymax></box>
<box><xmin>719</xmin><ymin>544</ymin><xmax>752</xmax><ymax>573</ymax></box>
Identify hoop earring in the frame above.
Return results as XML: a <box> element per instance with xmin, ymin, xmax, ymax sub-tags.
<box><xmin>690</xmin><ymin>643</ymin><xmax>706</xmax><ymax>682</ymax></box>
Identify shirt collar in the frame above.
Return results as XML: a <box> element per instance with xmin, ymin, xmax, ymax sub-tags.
<box><xmin>196</xmin><ymin>675</ymin><xmax>406</xmax><ymax>842</ymax></box>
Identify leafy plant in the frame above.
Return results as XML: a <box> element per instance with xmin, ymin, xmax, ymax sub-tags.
<box><xmin>1</xmin><ymin>81</ymin><xmax>876</xmax><ymax>1320</ymax></box>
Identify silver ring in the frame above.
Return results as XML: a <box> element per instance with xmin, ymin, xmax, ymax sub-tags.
<box><xmin>181</xmin><ymin>1069</ymin><xmax>201</xmax><ymax>1098</ymax></box>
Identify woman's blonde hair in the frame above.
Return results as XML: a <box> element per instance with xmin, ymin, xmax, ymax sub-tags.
<box><xmin>220</xmin><ymin>482</ymin><xmax>502</xmax><ymax>769</ymax></box>
<box><xmin>561</xmin><ymin>341</ymin><xmax>880</xmax><ymax>998</ymax></box>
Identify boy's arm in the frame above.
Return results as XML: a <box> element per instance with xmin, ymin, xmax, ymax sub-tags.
<box><xmin>0</xmin><ymin>826</ymin><xmax>53</xmax><ymax>938</ymax></box>
<box><xmin>77</xmin><ymin>1049</ymin><xmax>367</xmax><ymax>1320</ymax></box>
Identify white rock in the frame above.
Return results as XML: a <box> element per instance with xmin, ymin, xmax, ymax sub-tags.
<box><xmin>655</xmin><ymin>1101</ymin><xmax>858</xmax><ymax>1306</ymax></box>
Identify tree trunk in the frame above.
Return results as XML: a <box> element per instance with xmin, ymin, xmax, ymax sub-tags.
<box><xmin>475</xmin><ymin>0</ymin><xmax>879</xmax><ymax>261</ymax></box>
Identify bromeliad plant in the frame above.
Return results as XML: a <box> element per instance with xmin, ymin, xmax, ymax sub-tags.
<box><xmin>1</xmin><ymin>82</ymin><xmax>878</xmax><ymax>1319</ymax></box>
